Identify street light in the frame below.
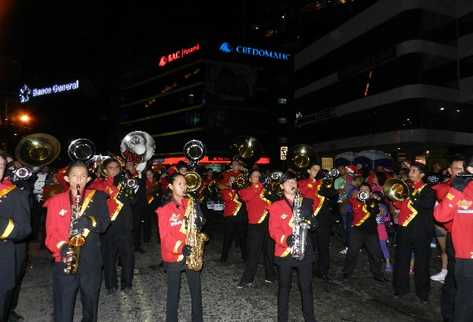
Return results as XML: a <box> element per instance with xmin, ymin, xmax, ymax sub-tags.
<box><xmin>18</xmin><ymin>113</ymin><xmax>31</xmax><ymax>124</ymax></box>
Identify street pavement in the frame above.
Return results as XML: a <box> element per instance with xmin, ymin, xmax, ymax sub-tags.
<box><xmin>16</xmin><ymin>223</ymin><xmax>442</xmax><ymax>322</ymax></box>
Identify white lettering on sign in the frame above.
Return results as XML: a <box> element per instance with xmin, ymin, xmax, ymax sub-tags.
<box><xmin>19</xmin><ymin>80</ymin><xmax>80</xmax><ymax>103</ymax></box>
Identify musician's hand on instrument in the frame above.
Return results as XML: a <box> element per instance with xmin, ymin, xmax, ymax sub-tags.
<box><xmin>286</xmin><ymin>234</ymin><xmax>295</xmax><ymax>248</ymax></box>
<box><xmin>183</xmin><ymin>245</ymin><xmax>192</xmax><ymax>257</ymax></box>
<box><xmin>60</xmin><ymin>244</ymin><xmax>73</xmax><ymax>258</ymax></box>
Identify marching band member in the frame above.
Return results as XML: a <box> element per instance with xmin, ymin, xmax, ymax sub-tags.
<box><xmin>89</xmin><ymin>158</ymin><xmax>135</xmax><ymax>294</ymax></box>
<box><xmin>434</xmin><ymin>156</ymin><xmax>473</xmax><ymax>322</ymax></box>
<box><xmin>0</xmin><ymin>153</ymin><xmax>31</xmax><ymax>322</ymax></box>
<box><xmin>45</xmin><ymin>161</ymin><xmax>110</xmax><ymax>322</ymax></box>
<box><xmin>342</xmin><ymin>183</ymin><xmax>385</xmax><ymax>281</ymax></box>
<box><xmin>157</xmin><ymin>173</ymin><xmax>204</xmax><ymax>322</ymax></box>
<box><xmin>145</xmin><ymin>168</ymin><xmax>161</xmax><ymax>242</ymax></box>
<box><xmin>432</xmin><ymin>155</ymin><xmax>464</xmax><ymax>322</ymax></box>
<box><xmin>269</xmin><ymin>171</ymin><xmax>317</xmax><ymax>322</ymax></box>
<box><xmin>392</xmin><ymin>162</ymin><xmax>435</xmax><ymax>303</ymax></box>
<box><xmin>298</xmin><ymin>161</ymin><xmax>337</xmax><ymax>281</ymax></box>
<box><xmin>237</xmin><ymin>169</ymin><xmax>276</xmax><ymax>288</ymax></box>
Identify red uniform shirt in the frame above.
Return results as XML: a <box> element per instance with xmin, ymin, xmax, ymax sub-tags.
<box><xmin>219</xmin><ymin>170</ymin><xmax>240</xmax><ymax>187</ymax></box>
<box><xmin>239</xmin><ymin>184</ymin><xmax>271</xmax><ymax>224</ymax></box>
<box><xmin>432</xmin><ymin>180</ymin><xmax>453</xmax><ymax>232</ymax></box>
<box><xmin>268</xmin><ymin>199</ymin><xmax>294</xmax><ymax>257</ymax></box>
<box><xmin>393</xmin><ymin>182</ymin><xmax>427</xmax><ymax>227</ymax></box>
<box><xmin>434</xmin><ymin>182</ymin><xmax>473</xmax><ymax>259</ymax></box>
<box><xmin>298</xmin><ymin>178</ymin><xmax>325</xmax><ymax>215</ymax></box>
<box><xmin>350</xmin><ymin>197</ymin><xmax>371</xmax><ymax>227</ymax></box>
<box><xmin>89</xmin><ymin>177</ymin><xmax>123</xmax><ymax>221</ymax></box>
<box><xmin>157</xmin><ymin>198</ymin><xmax>192</xmax><ymax>263</ymax></box>
<box><xmin>221</xmin><ymin>188</ymin><xmax>242</xmax><ymax>217</ymax></box>
<box><xmin>45</xmin><ymin>190</ymin><xmax>97</xmax><ymax>262</ymax></box>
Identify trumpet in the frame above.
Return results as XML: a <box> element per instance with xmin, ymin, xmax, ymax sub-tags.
<box><xmin>357</xmin><ymin>191</ymin><xmax>370</xmax><ymax>202</ymax></box>
<box><xmin>321</xmin><ymin>168</ymin><xmax>339</xmax><ymax>188</ymax></box>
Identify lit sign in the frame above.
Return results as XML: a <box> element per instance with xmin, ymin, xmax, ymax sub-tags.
<box><xmin>280</xmin><ymin>146</ymin><xmax>288</xmax><ymax>160</ymax></box>
<box><xmin>19</xmin><ymin>80</ymin><xmax>80</xmax><ymax>103</ymax></box>
<box><xmin>158</xmin><ymin>43</ymin><xmax>201</xmax><ymax>68</ymax></box>
<box><xmin>219</xmin><ymin>42</ymin><xmax>290</xmax><ymax>61</ymax></box>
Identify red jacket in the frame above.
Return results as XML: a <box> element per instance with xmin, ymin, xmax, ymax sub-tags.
<box><xmin>157</xmin><ymin>198</ymin><xmax>192</xmax><ymax>263</ymax></box>
<box><xmin>393</xmin><ymin>182</ymin><xmax>427</xmax><ymax>227</ymax></box>
<box><xmin>45</xmin><ymin>190</ymin><xmax>97</xmax><ymax>262</ymax></box>
<box><xmin>221</xmin><ymin>188</ymin><xmax>242</xmax><ymax>217</ymax></box>
<box><xmin>89</xmin><ymin>177</ymin><xmax>123</xmax><ymax>221</ymax></box>
<box><xmin>298</xmin><ymin>178</ymin><xmax>325</xmax><ymax>215</ymax></box>
<box><xmin>219</xmin><ymin>170</ymin><xmax>240</xmax><ymax>187</ymax></box>
<box><xmin>268</xmin><ymin>199</ymin><xmax>294</xmax><ymax>257</ymax></box>
<box><xmin>432</xmin><ymin>180</ymin><xmax>453</xmax><ymax>232</ymax></box>
<box><xmin>434</xmin><ymin>182</ymin><xmax>473</xmax><ymax>259</ymax></box>
<box><xmin>350</xmin><ymin>197</ymin><xmax>371</xmax><ymax>227</ymax></box>
<box><xmin>239</xmin><ymin>184</ymin><xmax>270</xmax><ymax>224</ymax></box>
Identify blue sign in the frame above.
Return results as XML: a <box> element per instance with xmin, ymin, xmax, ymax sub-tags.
<box><xmin>218</xmin><ymin>42</ymin><xmax>290</xmax><ymax>61</ymax></box>
<box><xmin>18</xmin><ymin>80</ymin><xmax>80</xmax><ymax>103</ymax></box>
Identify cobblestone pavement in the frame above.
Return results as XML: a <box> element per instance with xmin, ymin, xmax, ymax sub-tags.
<box><xmin>17</xmin><ymin>222</ymin><xmax>443</xmax><ymax>322</ymax></box>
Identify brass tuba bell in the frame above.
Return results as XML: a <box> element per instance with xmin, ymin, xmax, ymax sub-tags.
<box><xmin>383</xmin><ymin>178</ymin><xmax>410</xmax><ymax>201</ymax></box>
<box><xmin>290</xmin><ymin>144</ymin><xmax>314</xmax><ymax>170</ymax></box>
<box><xmin>15</xmin><ymin>133</ymin><xmax>61</xmax><ymax>168</ymax></box>
<box><xmin>230</xmin><ymin>136</ymin><xmax>262</xmax><ymax>166</ymax></box>
<box><xmin>67</xmin><ymin>138</ymin><xmax>95</xmax><ymax>162</ymax></box>
<box><xmin>183</xmin><ymin>139</ymin><xmax>205</xmax><ymax>193</ymax></box>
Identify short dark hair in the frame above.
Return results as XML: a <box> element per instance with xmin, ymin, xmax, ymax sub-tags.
<box><xmin>66</xmin><ymin>160</ymin><xmax>89</xmax><ymax>176</ymax></box>
<box><xmin>102</xmin><ymin>158</ymin><xmax>120</xmax><ymax>169</ymax></box>
<box><xmin>360</xmin><ymin>182</ymin><xmax>371</xmax><ymax>191</ymax></box>
<box><xmin>176</xmin><ymin>160</ymin><xmax>188</xmax><ymax>170</ymax></box>
<box><xmin>411</xmin><ymin>162</ymin><xmax>427</xmax><ymax>174</ymax></box>
<box><xmin>449</xmin><ymin>154</ymin><xmax>465</xmax><ymax>165</ymax></box>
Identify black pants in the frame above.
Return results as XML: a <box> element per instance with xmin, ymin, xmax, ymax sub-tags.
<box><xmin>240</xmin><ymin>221</ymin><xmax>276</xmax><ymax>283</ymax></box>
<box><xmin>454</xmin><ymin>259</ymin><xmax>473</xmax><ymax>322</ymax></box>
<box><xmin>102</xmin><ymin>234</ymin><xmax>134</xmax><ymax>290</ymax></box>
<box><xmin>165</xmin><ymin>262</ymin><xmax>203</xmax><ymax>322</ymax></box>
<box><xmin>143</xmin><ymin>207</ymin><xmax>153</xmax><ymax>243</ymax></box>
<box><xmin>393</xmin><ymin>229</ymin><xmax>431</xmax><ymax>300</ymax></box>
<box><xmin>52</xmin><ymin>263</ymin><xmax>102</xmax><ymax>322</ymax></box>
<box><xmin>277</xmin><ymin>260</ymin><xmax>317</xmax><ymax>322</ymax></box>
<box><xmin>441</xmin><ymin>233</ymin><xmax>456</xmax><ymax>322</ymax></box>
<box><xmin>343</xmin><ymin>229</ymin><xmax>384</xmax><ymax>279</ymax></box>
<box><xmin>311</xmin><ymin>219</ymin><xmax>331</xmax><ymax>276</ymax></box>
<box><xmin>0</xmin><ymin>288</ymin><xmax>13</xmax><ymax>322</ymax></box>
<box><xmin>221</xmin><ymin>215</ymin><xmax>247</xmax><ymax>262</ymax></box>
<box><xmin>133</xmin><ymin>206</ymin><xmax>145</xmax><ymax>249</ymax></box>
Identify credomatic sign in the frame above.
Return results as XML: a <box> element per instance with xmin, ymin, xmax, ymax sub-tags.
<box><xmin>219</xmin><ymin>42</ymin><xmax>290</xmax><ymax>61</ymax></box>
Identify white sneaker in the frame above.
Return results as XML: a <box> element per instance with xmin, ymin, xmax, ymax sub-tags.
<box><xmin>339</xmin><ymin>247</ymin><xmax>348</xmax><ymax>255</ymax></box>
<box><xmin>430</xmin><ymin>269</ymin><xmax>447</xmax><ymax>283</ymax></box>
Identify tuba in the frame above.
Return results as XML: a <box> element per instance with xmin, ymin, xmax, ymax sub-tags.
<box><xmin>120</xmin><ymin>131</ymin><xmax>156</xmax><ymax>167</ymax></box>
<box><xmin>67</xmin><ymin>138</ymin><xmax>95</xmax><ymax>162</ymax></box>
<box><xmin>230</xmin><ymin>136</ymin><xmax>262</xmax><ymax>166</ymax></box>
<box><xmin>290</xmin><ymin>144</ymin><xmax>314</xmax><ymax>170</ymax></box>
<box><xmin>185</xmin><ymin>197</ymin><xmax>208</xmax><ymax>271</ymax></box>
<box><xmin>15</xmin><ymin>133</ymin><xmax>61</xmax><ymax>168</ymax></box>
<box><xmin>383</xmin><ymin>178</ymin><xmax>410</xmax><ymax>201</ymax></box>
<box><xmin>13</xmin><ymin>133</ymin><xmax>60</xmax><ymax>181</ymax></box>
<box><xmin>183</xmin><ymin>139</ymin><xmax>205</xmax><ymax>193</ymax></box>
<box><xmin>291</xmin><ymin>190</ymin><xmax>310</xmax><ymax>261</ymax></box>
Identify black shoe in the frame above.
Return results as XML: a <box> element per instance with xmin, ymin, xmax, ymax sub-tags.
<box><xmin>106</xmin><ymin>287</ymin><xmax>117</xmax><ymax>295</ymax></box>
<box><xmin>374</xmin><ymin>276</ymin><xmax>389</xmax><ymax>283</ymax></box>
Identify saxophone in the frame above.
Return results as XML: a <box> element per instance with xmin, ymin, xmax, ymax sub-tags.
<box><xmin>291</xmin><ymin>189</ymin><xmax>310</xmax><ymax>261</ymax></box>
<box><xmin>63</xmin><ymin>185</ymin><xmax>87</xmax><ymax>274</ymax></box>
<box><xmin>185</xmin><ymin>198</ymin><xmax>209</xmax><ymax>271</ymax></box>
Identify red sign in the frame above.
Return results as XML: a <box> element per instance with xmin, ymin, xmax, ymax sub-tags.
<box><xmin>161</xmin><ymin>156</ymin><xmax>270</xmax><ymax>165</ymax></box>
<box><xmin>158</xmin><ymin>43</ymin><xmax>201</xmax><ymax>68</ymax></box>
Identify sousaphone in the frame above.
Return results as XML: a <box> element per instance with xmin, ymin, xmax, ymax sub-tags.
<box><xmin>15</xmin><ymin>133</ymin><xmax>61</xmax><ymax>168</ymax></box>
